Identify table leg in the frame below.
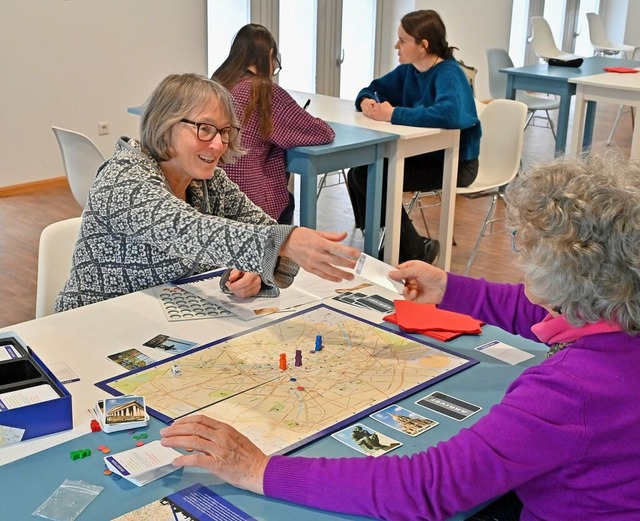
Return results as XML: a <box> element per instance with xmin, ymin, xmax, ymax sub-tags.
<box><xmin>631</xmin><ymin>109</ymin><xmax>640</xmax><ymax>159</ymax></box>
<box><xmin>438</xmin><ymin>144</ymin><xmax>459</xmax><ymax>272</ymax></box>
<box><xmin>297</xmin><ymin>169</ymin><xmax>318</xmax><ymax>229</ymax></box>
<box><xmin>569</xmin><ymin>88</ymin><xmax>588</xmax><ymax>157</ymax></box>
<box><xmin>583</xmin><ymin>101</ymin><xmax>597</xmax><ymax>150</ymax></box>
<box><xmin>363</xmin><ymin>146</ymin><xmax>383</xmax><ymax>256</ymax></box>
<box><xmin>383</xmin><ymin>148</ymin><xmax>403</xmax><ymax>266</ymax></box>
<box><xmin>555</xmin><ymin>94</ymin><xmax>572</xmax><ymax>155</ymax></box>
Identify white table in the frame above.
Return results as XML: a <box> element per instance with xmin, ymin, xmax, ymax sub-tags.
<box><xmin>288</xmin><ymin>91</ymin><xmax>460</xmax><ymax>270</ymax></box>
<box><xmin>569</xmin><ymin>69</ymin><xmax>640</xmax><ymax>159</ymax></box>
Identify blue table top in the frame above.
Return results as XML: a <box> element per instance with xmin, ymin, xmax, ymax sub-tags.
<box><xmin>501</xmin><ymin>56</ymin><xmax>640</xmax><ymax>81</ymax></box>
<box><xmin>1</xmin><ymin>323</ymin><xmax>546</xmax><ymax>521</ymax></box>
<box><xmin>288</xmin><ymin>122</ymin><xmax>396</xmax><ymax>157</ymax></box>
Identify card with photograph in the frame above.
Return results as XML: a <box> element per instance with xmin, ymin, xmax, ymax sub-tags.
<box><xmin>108</xmin><ymin>348</ymin><xmax>156</xmax><ymax>371</ymax></box>
<box><xmin>143</xmin><ymin>334</ymin><xmax>198</xmax><ymax>353</ymax></box>
<box><xmin>370</xmin><ymin>404</ymin><xmax>439</xmax><ymax>436</ymax></box>
<box><xmin>104</xmin><ymin>396</ymin><xmax>147</xmax><ymax>425</ymax></box>
<box><xmin>331</xmin><ymin>423</ymin><xmax>402</xmax><ymax>457</ymax></box>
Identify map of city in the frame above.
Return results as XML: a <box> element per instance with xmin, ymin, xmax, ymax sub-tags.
<box><xmin>98</xmin><ymin>305</ymin><xmax>476</xmax><ymax>454</ymax></box>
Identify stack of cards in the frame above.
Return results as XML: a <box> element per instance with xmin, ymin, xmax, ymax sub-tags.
<box><xmin>104</xmin><ymin>440</ymin><xmax>181</xmax><ymax>486</ymax></box>
<box><xmin>384</xmin><ymin>300</ymin><xmax>483</xmax><ymax>341</ymax></box>
<box><xmin>94</xmin><ymin>396</ymin><xmax>149</xmax><ymax>433</ymax></box>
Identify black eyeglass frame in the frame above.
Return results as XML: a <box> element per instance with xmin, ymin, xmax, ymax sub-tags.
<box><xmin>273</xmin><ymin>52</ymin><xmax>282</xmax><ymax>76</ymax></box>
<box><xmin>180</xmin><ymin>118</ymin><xmax>240</xmax><ymax>144</ymax></box>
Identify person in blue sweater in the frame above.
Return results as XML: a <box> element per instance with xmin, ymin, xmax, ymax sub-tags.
<box><xmin>347</xmin><ymin>9</ymin><xmax>481</xmax><ymax>264</ymax></box>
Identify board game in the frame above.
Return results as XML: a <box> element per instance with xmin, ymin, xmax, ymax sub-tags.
<box><xmin>97</xmin><ymin>305</ymin><xmax>477</xmax><ymax>454</ymax></box>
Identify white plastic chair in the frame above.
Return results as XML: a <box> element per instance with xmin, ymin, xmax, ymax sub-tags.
<box><xmin>487</xmin><ymin>48</ymin><xmax>558</xmax><ymax>140</ymax></box>
<box><xmin>586</xmin><ymin>12</ymin><xmax>637</xmax><ymax>57</ymax></box>
<box><xmin>458</xmin><ymin>99</ymin><xmax>528</xmax><ymax>275</ymax></box>
<box><xmin>52</xmin><ymin>127</ymin><xmax>105</xmax><ymax>209</ymax></box>
<box><xmin>36</xmin><ymin>217</ymin><xmax>82</xmax><ymax>318</ymax></box>
<box><xmin>529</xmin><ymin>17</ymin><xmax>581</xmax><ymax>62</ymax></box>
<box><xmin>585</xmin><ymin>13</ymin><xmax>638</xmax><ymax>144</ymax></box>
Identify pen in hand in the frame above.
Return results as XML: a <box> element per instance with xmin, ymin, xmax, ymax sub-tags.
<box><xmin>373</xmin><ymin>91</ymin><xmax>381</xmax><ymax>103</ymax></box>
<box><xmin>303</xmin><ymin>99</ymin><xmax>311</xmax><ymax>111</ymax></box>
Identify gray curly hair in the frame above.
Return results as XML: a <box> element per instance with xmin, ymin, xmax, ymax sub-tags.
<box><xmin>506</xmin><ymin>152</ymin><xmax>640</xmax><ymax>333</ymax></box>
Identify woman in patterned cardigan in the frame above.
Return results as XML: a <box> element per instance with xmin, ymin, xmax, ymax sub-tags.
<box><xmin>55</xmin><ymin>73</ymin><xmax>358</xmax><ymax>312</ymax></box>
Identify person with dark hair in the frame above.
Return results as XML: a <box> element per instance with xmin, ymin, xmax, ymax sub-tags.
<box><xmin>213</xmin><ymin>23</ymin><xmax>335</xmax><ymax>224</ymax></box>
<box><xmin>348</xmin><ymin>9</ymin><xmax>481</xmax><ymax>264</ymax></box>
<box><xmin>161</xmin><ymin>152</ymin><xmax>640</xmax><ymax>520</ymax></box>
<box><xmin>55</xmin><ymin>73</ymin><xmax>359</xmax><ymax>312</ymax></box>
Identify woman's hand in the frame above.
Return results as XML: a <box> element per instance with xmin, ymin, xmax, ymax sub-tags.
<box><xmin>360</xmin><ymin>99</ymin><xmax>393</xmax><ymax>122</ymax></box>
<box><xmin>388</xmin><ymin>260</ymin><xmax>448</xmax><ymax>304</ymax></box>
<box><xmin>225</xmin><ymin>269</ymin><xmax>262</xmax><ymax>298</ymax></box>
<box><xmin>280</xmin><ymin>228</ymin><xmax>360</xmax><ymax>282</ymax></box>
<box><xmin>160</xmin><ymin>415</ymin><xmax>269</xmax><ymax>495</ymax></box>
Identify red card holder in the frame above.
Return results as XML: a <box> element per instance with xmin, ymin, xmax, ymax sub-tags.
<box><xmin>603</xmin><ymin>67</ymin><xmax>639</xmax><ymax>74</ymax></box>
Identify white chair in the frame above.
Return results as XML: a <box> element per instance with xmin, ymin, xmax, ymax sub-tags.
<box><xmin>585</xmin><ymin>13</ymin><xmax>638</xmax><ymax>144</ymax></box>
<box><xmin>52</xmin><ymin>127</ymin><xmax>105</xmax><ymax>208</ymax></box>
<box><xmin>487</xmin><ymin>48</ymin><xmax>558</xmax><ymax>140</ymax></box>
<box><xmin>36</xmin><ymin>217</ymin><xmax>82</xmax><ymax>318</ymax></box>
<box><xmin>458</xmin><ymin>99</ymin><xmax>528</xmax><ymax>275</ymax></box>
<box><xmin>586</xmin><ymin>12</ymin><xmax>637</xmax><ymax>58</ymax></box>
<box><xmin>529</xmin><ymin>17</ymin><xmax>581</xmax><ymax>62</ymax></box>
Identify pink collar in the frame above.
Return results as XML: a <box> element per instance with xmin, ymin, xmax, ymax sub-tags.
<box><xmin>531</xmin><ymin>313</ymin><xmax>622</xmax><ymax>345</ymax></box>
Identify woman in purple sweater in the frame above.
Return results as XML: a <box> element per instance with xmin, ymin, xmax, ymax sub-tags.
<box><xmin>161</xmin><ymin>152</ymin><xmax>640</xmax><ymax>519</ymax></box>
<box><xmin>214</xmin><ymin>24</ymin><xmax>335</xmax><ymax>224</ymax></box>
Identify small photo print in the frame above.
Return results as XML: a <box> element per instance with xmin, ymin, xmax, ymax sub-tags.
<box><xmin>104</xmin><ymin>396</ymin><xmax>146</xmax><ymax>425</ymax></box>
<box><xmin>143</xmin><ymin>334</ymin><xmax>198</xmax><ymax>353</ymax></box>
<box><xmin>108</xmin><ymin>348</ymin><xmax>155</xmax><ymax>371</ymax></box>
<box><xmin>370</xmin><ymin>404</ymin><xmax>439</xmax><ymax>436</ymax></box>
<box><xmin>331</xmin><ymin>423</ymin><xmax>402</xmax><ymax>457</ymax></box>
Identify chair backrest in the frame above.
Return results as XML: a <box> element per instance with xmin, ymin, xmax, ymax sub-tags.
<box><xmin>52</xmin><ymin>127</ymin><xmax>105</xmax><ymax>209</ymax></box>
<box><xmin>486</xmin><ymin>48</ymin><xmax>514</xmax><ymax>100</ymax></box>
<box><xmin>474</xmin><ymin>99</ymin><xmax>528</xmax><ymax>188</ymax></box>
<box><xmin>586</xmin><ymin>12</ymin><xmax>619</xmax><ymax>52</ymax></box>
<box><xmin>457</xmin><ymin>59</ymin><xmax>478</xmax><ymax>94</ymax></box>
<box><xmin>36</xmin><ymin>217</ymin><xmax>82</xmax><ymax>318</ymax></box>
<box><xmin>530</xmin><ymin>16</ymin><xmax>563</xmax><ymax>60</ymax></box>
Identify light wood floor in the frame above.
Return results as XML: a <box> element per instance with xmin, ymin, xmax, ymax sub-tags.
<box><xmin>0</xmin><ymin>102</ymin><xmax>632</xmax><ymax>328</ymax></box>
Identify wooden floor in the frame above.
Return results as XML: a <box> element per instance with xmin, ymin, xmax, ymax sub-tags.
<box><xmin>0</xmin><ymin>102</ymin><xmax>632</xmax><ymax>328</ymax></box>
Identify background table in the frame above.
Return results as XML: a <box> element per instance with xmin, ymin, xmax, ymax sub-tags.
<box><xmin>287</xmin><ymin>122</ymin><xmax>396</xmax><ymax>256</ymax></box>
<box><xmin>502</xmin><ymin>56</ymin><xmax>640</xmax><ymax>155</ymax></box>
<box><xmin>0</xmin><ymin>276</ymin><xmax>545</xmax><ymax>520</ymax></box>
<box><xmin>569</xmin><ymin>69</ymin><xmax>640</xmax><ymax>159</ymax></box>
<box><xmin>288</xmin><ymin>91</ymin><xmax>460</xmax><ymax>270</ymax></box>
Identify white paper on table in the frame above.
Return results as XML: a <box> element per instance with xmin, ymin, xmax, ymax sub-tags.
<box><xmin>354</xmin><ymin>254</ymin><xmax>404</xmax><ymax>294</ymax></box>
<box><xmin>179</xmin><ymin>269</ymin><xmax>374</xmax><ymax>320</ymax></box>
<box><xmin>104</xmin><ymin>440</ymin><xmax>181</xmax><ymax>486</ymax></box>
<box><xmin>475</xmin><ymin>340</ymin><xmax>535</xmax><ymax>365</ymax></box>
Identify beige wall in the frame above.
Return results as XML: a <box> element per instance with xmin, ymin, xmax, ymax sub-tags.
<box><xmin>0</xmin><ymin>0</ymin><xmax>207</xmax><ymax>188</ymax></box>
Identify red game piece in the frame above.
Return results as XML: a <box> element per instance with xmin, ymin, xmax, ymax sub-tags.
<box><xmin>279</xmin><ymin>353</ymin><xmax>287</xmax><ymax>371</ymax></box>
<box><xmin>90</xmin><ymin>419</ymin><xmax>101</xmax><ymax>432</ymax></box>
<box><xmin>135</xmin><ymin>441</ymin><xmax>145</xmax><ymax>447</ymax></box>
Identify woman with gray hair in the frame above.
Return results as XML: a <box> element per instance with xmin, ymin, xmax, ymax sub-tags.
<box><xmin>56</xmin><ymin>73</ymin><xmax>359</xmax><ymax>311</ymax></box>
<box><xmin>160</xmin><ymin>153</ymin><xmax>640</xmax><ymax>520</ymax></box>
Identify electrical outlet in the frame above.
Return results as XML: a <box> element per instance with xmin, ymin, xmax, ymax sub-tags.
<box><xmin>98</xmin><ymin>121</ymin><xmax>110</xmax><ymax>136</ymax></box>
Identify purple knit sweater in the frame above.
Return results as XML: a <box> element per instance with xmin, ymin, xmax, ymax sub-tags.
<box><xmin>263</xmin><ymin>274</ymin><xmax>640</xmax><ymax>520</ymax></box>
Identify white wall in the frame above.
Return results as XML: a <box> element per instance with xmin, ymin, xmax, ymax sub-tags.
<box><xmin>0</xmin><ymin>0</ymin><xmax>207</xmax><ymax>188</ymax></box>
<box><xmin>415</xmin><ymin>0</ymin><xmax>514</xmax><ymax>100</ymax></box>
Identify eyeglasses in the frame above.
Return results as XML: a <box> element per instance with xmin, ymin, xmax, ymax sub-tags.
<box><xmin>180</xmin><ymin>119</ymin><xmax>240</xmax><ymax>144</ymax></box>
<box><xmin>510</xmin><ymin>229</ymin><xmax>521</xmax><ymax>253</ymax></box>
<box><xmin>273</xmin><ymin>52</ymin><xmax>282</xmax><ymax>76</ymax></box>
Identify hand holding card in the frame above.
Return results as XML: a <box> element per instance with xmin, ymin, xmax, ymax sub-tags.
<box><xmin>354</xmin><ymin>254</ymin><xmax>404</xmax><ymax>294</ymax></box>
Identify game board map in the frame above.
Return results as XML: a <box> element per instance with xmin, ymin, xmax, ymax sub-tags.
<box><xmin>97</xmin><ymin>305</ymin><xmax>477</xmax><ymax>455</ymax></box>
